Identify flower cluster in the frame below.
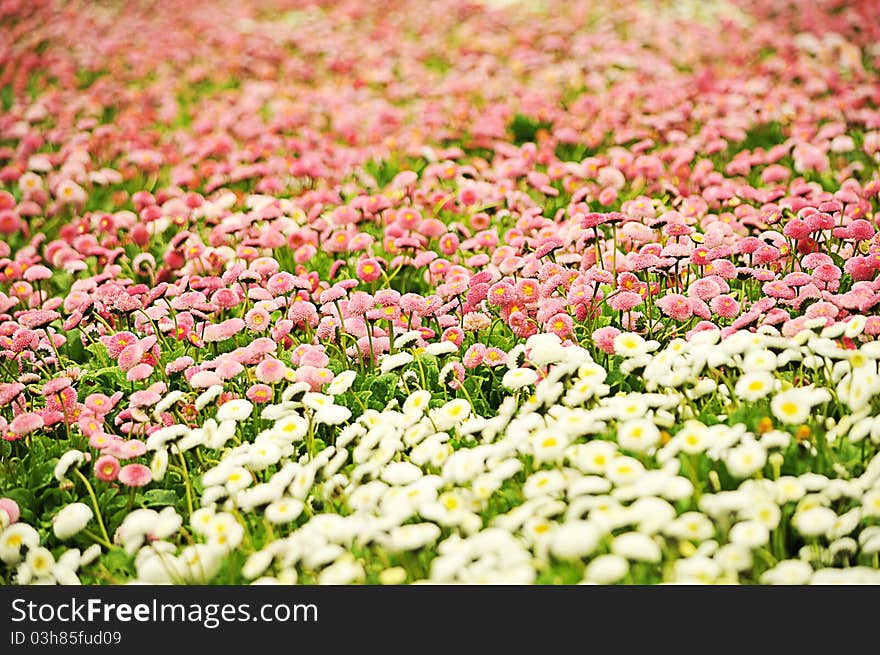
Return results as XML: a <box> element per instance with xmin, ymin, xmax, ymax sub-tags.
<box><xmin>1</xmin><ymin>0</ymin><xmax>880</xmax><ymax>585</ymax></box>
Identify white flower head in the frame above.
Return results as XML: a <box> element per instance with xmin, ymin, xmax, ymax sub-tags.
<box><xmin>54</xmin><ymin>449</ymin><xmax>88</xmax><ymax>482</ymax></box>
<box><xmin>549</xmin><ymin>521</ymin><xmax>600</xmax><ymax>560</ymax></box>
<box><xmin>584</xmin><ymin>554</ymin><xmax>628</xmax><ymax>584</ymax></box>
<box><xmin>617</xmin><ymin>418</ymin><xmax>661</xmax><ymax>453</ymax></box>
<box><xmin>216</xmin><ymin>398</ymin><xmax>253</xmax><ymax>422</ymax></box>
<box><xmin>327</xmin><ymin>370</ymin><xmax>357</xmax><ymax>395</ymax></box>
<box><xmin>53</xmin><ymin>503</ymin><xmax>93</xmax><ymax>540</ymax></box>
<box><xmin>502</xmin><ymin>367</ymin><xmax>538</xmax><ymax>390</ymax></box>
<box><xmin>195</xmin><ymin>385</ymin><xmax>224</xmax><ymax>412</ymax></box>
<box><xmin>0</xmin><ymin>523</ymin><xmax>40</xmax><ymax>564</ymax></box>
<box><xmin>379</xmin><ymin>352</ymin><xmax>414</xmax><ymax>374</ymax></box>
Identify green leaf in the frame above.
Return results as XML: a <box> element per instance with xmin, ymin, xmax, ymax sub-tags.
<box><xmin>509</xmin><ymin>113</ymin><xmax>552</xmax><ymax>145</ymax></box>
<box><xmin>3</xmin><ymin>488</ymin><xmax>37</xmax><ymax>521</ymax></box>
<box><xmin>368</xmin><ymin>373</ymin><xmax>398</xmax><ymax>407</ymax></box>
<box><xmin>140</xmin><ymin>488</ymin><xmax>180</xmax><ymax>507</ymax></box>
<box><xmin>101</xmin><ymin>548</ymin><xmax>134</xmax><ymax>575</ymax></box>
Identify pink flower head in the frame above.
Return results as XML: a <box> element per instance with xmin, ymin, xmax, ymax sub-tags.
<box><xmin>710</xmin><ymin>295</ymin><xmax>740</xmax><ymax>319</ymax></box>
<box><xmin>608</xmin><ymin>291</ymin><xmax>643</xmax><ymax>313</ymax></box>
<box><xmin>85</xmin><ymin>393</ymin><xmax>114</xmax><ymax>415</ymax></box>
<box><xmin>211</xmin><ymin>288</ymin><xmax>241</xmax><ymax>309</ymax></box>
<box><xmin>753</xmin><ymin>245</ymin><xmax>781</xmax><ymax>265</ymax></box>
<box><xmin>546</xmin><ymin>312</ymin><xmax>574</xmax><ymax>339</ymax></box>
<box><xmin>289</xmin><ymin>301</ymin><xmax>319</xmax><ymax>327</ymax></box>
<box><xmin>189</xmin><ymin>370</ymin><xmax>224</xmax><ymax>388</ymax></box>
<box><xmin>0</xmin><ymin>498</ymin><xmax>20</xmax><ymax>525</ymax></box>
<box><xmin>439</xmin><ymin>232</ymin><xmax>460</xmax><ymax>256</ymax></box>
<box><xmin>805</xmin><ymin>301</ymin><xmax>839</xmax><ymax>319</ymax></box>
<box><xmin>131</xmin><ymin>384</ymin><xmax>165</xmax><ymax>407</ymax></box>
<box><xmin>255</xmin><ymin>357</ymin><xmax>287</xmax><ymax>384</ymax></box>
<box><xmin>441</xmin><ymin>327</ymin><xmax>465</xmax><ymax>347</ymax></box>
<box><xmin>663</xmin><ymin>222</ymin><xmax>694</xmax><ymax>238</ymax></box>
<box><xmin>103</xmin><ymin>331</ymin><xmax>138</xmax><ymax>358</ymax></box>
<box><xmin>844</xmin><ymin>257</ymin><xmax>876</xmax><ymax>281</ymax></box>
<box><xmin>293</xmin><ymin>365</ymin><xmax>326</xmax><ymax>391</ymax></box>
<box><xmin>45</xmin><ymin>386</ymin><xmax>77</xmax><ymax>412</ymax></box>
<box><xmin>592</xmin><ymin>326</ymin><xmax>621</xmax><ymax>354</ymax></box>
<box><xmin>687</xmin><ymin>278</ymin><xmax>722</xmax><ymax>300</ymax></box>
<box><xmin>0</xmin><ymin>383</ymin><xmax>25</xmax><ymax>407</ymax></box>
<box><xmin>812</xmin><ymin>263</ymin><xmax>842</xmax><ymax>284</ymax></box>
<box><xmin>300</xmin><ymin>348</ymin><xmax>330</xmax><ymax>368</ymax></box>
<box><xmin>319</xmin><ymin>286</ymin><xmax>346</xmax><ymax>305</ymax></box>
<box><xmin>23</xmin><ymin>265</ymin><xmax>51</xmax><ymax>282</ymax></box>
<box><xmin>113</xmin><ymin>439</ymin><xmax>148</xmax><ymax>460</ymax></box>
<box><xmin>266</xmin><ymin>272</ymin><xmax>296</xmax><ymax>296</ymax></box>
<box><xmin>783</xmin><ymin>272</ymin><xmax>813</xmax><ymax>288</ymax></box>
<box><xmin>246</xmin><ymin>384</ymin><xmax>274</xmax><ymax>403</ymax></box>
<box><xmin>94</xmin><ymin>455</ymin><xmax>120</xmax><ymax>482</ymax></box>
<box><xmin>783</xmin><ymin>219</ymin><xmax>811</xmax><ymax>240</ymax></box>
<box><xmin>126</xmin><ymin>363</ymin><xmax>154</xmax><ymax>382</ymax></box>
<box><xmin>463</xmin><ymin>343</ymin><xmax>487</xmax><ymax>369</ymax></box>
<box><xmin>762</xmin><ymin>281</ymin><xmax>796</xmax><ymax>300</ymax></box>
<box><xmin>864</xmin><ymin>316</ymin><xmax>880</xmax><ymax>336</ymax></box>
<box><xmin>483</xmin><ymin>348</ymin><xmax>508</xmax><ymax>367</ymax></box>
<box><xmin>215</xmin><ymin>358</ymin><xmax>244</xmax><ymax>380</ymax></box>
<box><xmin>294</xmin><ymin>244</ymin><xmax>317</xmax><ymax>264</ymax></box>
<box><xmin>245</xmin><ymin>307</ymin><xmax>271</xmax><ymax>332</ymax></box>
<box><xmin>203</xmin><ymin>318</ymin><xmax>245</xmax><ymax>342</ymax></box>
<box><xmin>400</xmin><ymin>293</ymin><xmax>427</xmax><ymax>315</ymax></box>
<box><xmin>78</xmin><ymin>415</ymin><xmax>104</xmax><ymax>438</ymax></box>
<box><xmin>515</xmin><ymin>278</ymin><xmax>540</xmax><ymax>304</ymax></box>
<box><xmin>849</xmin><ymin>219</ymin><xmax>875</xmax><ymax>241</ymax></box>
<box><xmin>346</xmin><ymin>292</ymin><xmax>374</xmax><ymax>316</ymax></box>
<box><xmin>369</xmin><ymin>304</ymin><xmax>401</xmax><ymax>322</ymax></box>
<box><xmin>487</xmin><ymin>282</ymin><xmax>514</xmax><ymax>306</ymax></box>
<box><xmin>397</xmin><ymin>207</ymin><xmax>422</xmax><ymax>230</ymax></box>
<box><xmin>331</xmin><ymin>205</ymin><xmax>360</xmax><ymax>226</ymax></box>
<box><xmin>656</xmin><ymin>293</ymin><xmax>693</xmax><ymax>321</ymax></box>
<box><xmin>445</xmin><ymin>362</ymin><xmax>466</xmax><ymax>390</ymax></box>
<box><xmin>42</xmin><ymin>376</ymin><xmax>73</xmax><ymax>396</ymax></box>
<box><xmin>374</xmin><ymin>289</ymin><xmax>401</xmax><ymax>307</ymax></box>
<box><xmin>89</xmin><ymin>432</ymin><xmax>116</xmax><ymax>450</ymax></box>
<box><xmin>165</xmin><ymin>356</ymin><xmax>195</xmax><ymax>375</ymax></box>
<box><xmin>10</xmin><ymin>412</ymin><xmax>43</xmax><ymax>436</ymax></box>
<box><xmin>117</xmin><ymin>343</ymin><xmax>144</xmax><ymax>372</ymax></box>
<box><xmin>357</xmin><ymin>258</ymin><xmax>382</xmax><ymax>283</ymax></box>
<box><xmin>118</xmin><ymin>464</ymin><xmax>152</xmax><ymax>488</ymax></box>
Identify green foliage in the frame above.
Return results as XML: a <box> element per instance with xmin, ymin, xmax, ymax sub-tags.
<box><xmin>509</xmin><ymin>113</ymin><xmax>553</xmax><ymax>145</ymax></box>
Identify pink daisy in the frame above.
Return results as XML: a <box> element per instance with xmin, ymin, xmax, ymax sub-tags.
<box><xmin>356</xmin><ymin>258</ymin><xmax>382</xmax><ymax>283</ymax></box>
<box><xmin>608</xmin><ymin>291</ymin><xmax>643</xmax><ymax>313</ymax></box>
<box><xmin>117</xmin><ymin>343</ymin><xmax>144</xmax><ymax>372</ymax></box>
<box><xmin>211</xmin><ymin>288</ymin><xmax>241</xmax><ymax>309</ymax></box>
<box><xmin>10</xmin><ymin>412</ymin><xmax>43</xmax><ymax>436</ymax></box>
<box><xmin>245</xmin><ymin>307</ymin><xmax>271</xmax><ymax>332</ymax></box>
<box><xmin>0</xmin><ymin>498</ymin><xmax>20</xmax><ymax>525</ymax></box>
<box><xmin>656</xmin><ymin>293</ymin><xmax>693</xmax><ymax>321</ymax></box>
<box><xmin>246</xmin><ymin>384</ymin><xmax>274</xmax><ymax>404</ymax></box>
<box><xmin>463</xmin><ymin>343</ymin><xmax>486</xmax><ymax>369</ymax></box>
<box><xmin>710</xmin><ymin>295</ymin><xmax>740</xmax><ymax>319</ymax></box>
<box><xmin>94</xmin><ymin>455</ymin><xmax>120</xmax><ymax>482</ymax></box>
<box><xmin>78</xmin><ymin>415</ymin><xmax>104</xmax><ymax>438</ymax></box>
<box><xmin>126</xmin><ymin>363</ymin><xmax>154</xmax><ymax>382</ymax></box>
<box><xmin>118</xmin><ymin>464</ymin><xmax>152</xmax><ymax>488</ymax></box>
<box><xmin>189</xmin><ymin>370</ymin><xmax>224</xmax><ymax>388</ymax></box>
<box><xmin>165</xmin><ymin>356</ymin><xmax>195</xmax><ymax>375</ymax></box>
<box><xmin>255</xmin><ymin>357</ymin><xmax>287</xmax><ymax>384</ymax></box>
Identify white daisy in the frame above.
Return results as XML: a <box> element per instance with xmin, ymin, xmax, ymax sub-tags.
<box><xmin>216</xmin><ymin>399</ymin><xmax>253</xmax><ymax>422</ymax></box>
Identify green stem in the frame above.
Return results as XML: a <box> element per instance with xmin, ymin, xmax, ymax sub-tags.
<box><xmin>74</xmin><ymin>469</ymin><xmax>111</xmax><ymax>547</ymax></box>
<box><xmin>175</xmin><ymin>450</ymin><xmax>195</xmax><ymax>519</ymax></box>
